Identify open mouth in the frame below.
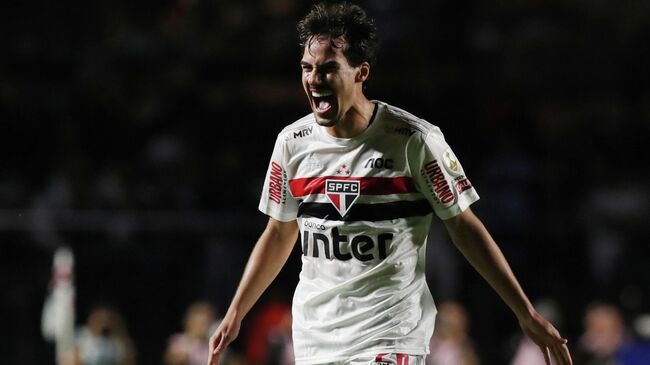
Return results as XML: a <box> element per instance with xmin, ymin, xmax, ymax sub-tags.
<box><xmin>311</xmin><ymin>90</ymin><xmax>336</xmax><ymax>113</ymax></box>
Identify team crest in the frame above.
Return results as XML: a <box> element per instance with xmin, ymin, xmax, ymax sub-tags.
<box><xmin>325</xmin><ymin>179</ymin><xmax>360</xmax><ymax>217</ymax></box>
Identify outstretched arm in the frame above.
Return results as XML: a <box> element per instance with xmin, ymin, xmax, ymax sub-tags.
<box><xmin>443</xmin><ymin>208</ymin><xmax>572</xmax><ymax>365</ymax></box>
<box><xmin>207</xmin><ymin>218</ymin><xmax>299</xmax><ymax>365</ymax></box>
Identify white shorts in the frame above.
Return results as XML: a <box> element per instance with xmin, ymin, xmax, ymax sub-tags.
<box><xmin>313</xmin><ymin>353</ymin><xmax>425</xmax><ymax>365</ymax></box>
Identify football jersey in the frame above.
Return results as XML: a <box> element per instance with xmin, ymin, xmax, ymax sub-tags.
<box><xmin>258</xmin><ymin>101</ymin><xmax>480</xmax><ymax>364</ymax></box>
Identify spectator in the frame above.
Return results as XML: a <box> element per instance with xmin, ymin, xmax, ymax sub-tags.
<box><xmin>575</xmin><ymin>303</ymin><xmax>626</xmax><ymax>365</ymax></box>
<box><xmin>245</xmin><ymin>301</ymin><xmax>293</xmax><ymax>365</ymax></box>
<box><xmin>427</xmin><ymin>301</ymin><xmax>480</xmax><ymax>365</ymax></box>
<box><xmin>264</xmin><ymin>306</ymin><xmax>293</xmax><ymax>365</ymax></box>
<box><xmin>164</xmin><ymin>301</ymin><xmax>218</xmax><ymax>365</ymax></box>
<box><xmin>73</xmin><ymin>305</ymin><xmax>136</xmax><ymax>365</ymax></box>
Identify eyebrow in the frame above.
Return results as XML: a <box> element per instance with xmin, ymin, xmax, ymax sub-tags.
<box><xmin>300</xmin><ymin>61</ymin><xmax>340</xmax><ymax>69</ymax></box>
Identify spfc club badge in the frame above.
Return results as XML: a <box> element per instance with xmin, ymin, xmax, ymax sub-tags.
<box><xmin>325</xmin><ymin>179</ymin><xmax>360</xmax><ymax>217</ymax></box>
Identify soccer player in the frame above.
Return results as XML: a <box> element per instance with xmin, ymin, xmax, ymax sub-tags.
<box><xmin>207</xmin><ymin>2</ymin><xmax>573</xmax><ymax>365</ymax></box>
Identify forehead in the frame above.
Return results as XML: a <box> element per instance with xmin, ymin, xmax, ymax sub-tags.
<box><xmin>302</xmin><ymin>35</ymin><xmax>349</xmax><ymax>64</ymax></box>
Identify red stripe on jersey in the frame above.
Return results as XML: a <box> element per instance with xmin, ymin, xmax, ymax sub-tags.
<box><xmin>289</xmin><ymin>176</ymin><xmax>417</xmax><ymax>198</ymax></box>
<box><xmin>397</xmin><ymin>353</ymin><xmax>408</xmax><ymax>365</ymax></box>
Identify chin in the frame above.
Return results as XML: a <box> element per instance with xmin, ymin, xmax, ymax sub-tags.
<box><xmin>315</xmin><ymin>118</ymin><xmax>338</xmax><ymax>127</ymax></box>
<box><xmin>313</xmin><ymin>112</ymin><xmax>338</xmax><ymax>127</ymax></box>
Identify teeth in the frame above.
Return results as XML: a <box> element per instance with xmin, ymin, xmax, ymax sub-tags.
<box><xmin>312</xmin><ymin>90</ymin><xmax>333</xmax><ymax>97</ymax></box>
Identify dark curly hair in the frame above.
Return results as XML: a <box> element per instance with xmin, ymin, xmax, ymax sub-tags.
<box><xmin>297</xmin><ymin>1</ymin><xmax>379</xmax><ymax>68</ymax></box>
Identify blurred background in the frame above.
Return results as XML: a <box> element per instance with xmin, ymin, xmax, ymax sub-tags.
<box><xmin>1</xmin><ymin>0</ymin><xmax>649</xmax><ymax>364</ymax></box>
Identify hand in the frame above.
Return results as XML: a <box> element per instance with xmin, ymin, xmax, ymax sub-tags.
<box><xmin>206</xmin><ymin>313</ymin><xmax>241</xmax><ymax>365</ymax></box>
<box><xmin>518</xmin><ymin>310</ymin><xmax>573</xmax><ymax>365</ymax></box>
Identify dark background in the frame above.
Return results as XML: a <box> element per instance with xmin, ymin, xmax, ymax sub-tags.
<box><xmin>1</xmin><ymin>0</ymin><xmax>649</xmax><ymax>364</ymax></box>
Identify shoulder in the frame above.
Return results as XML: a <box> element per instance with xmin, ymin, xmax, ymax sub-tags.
<box><xmin>276</xmin><ymin>113</ymin><xmax>316</xmax><ymax>142</ymax></box>
<box><xmin>376</xmin><ymin>101</ymin><xmax>442</xmax><ymax>139</ymax></box>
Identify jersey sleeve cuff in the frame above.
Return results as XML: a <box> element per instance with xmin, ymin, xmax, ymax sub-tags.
<box><xmin>435</xmin><ymin>189</ymin><xmax>480</xmax><ymax>220</ymax></box>
<box><xmin>258</xmin><ymin>203</ymin><xmax>297</xmax><ymax>222</ymax></box>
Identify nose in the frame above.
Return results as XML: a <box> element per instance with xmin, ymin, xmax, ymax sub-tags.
<box><xmin>307</xmin><ymin>70</ymin><xmax>323</xmax><ymax>86</ymax></box>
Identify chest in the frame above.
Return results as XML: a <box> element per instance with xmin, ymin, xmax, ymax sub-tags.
<box><xmin>289</xmin><ymin>139</ymin><xmax>409</xmax><ymax>180</ymax></box>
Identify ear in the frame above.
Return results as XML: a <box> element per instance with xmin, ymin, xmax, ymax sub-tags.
<box><xmin>356</xmin><ymin>62</ymin><xmax>371</xmax><ymax>83</ymax></box>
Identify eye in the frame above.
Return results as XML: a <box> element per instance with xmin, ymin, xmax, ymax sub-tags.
<box><xmin>321</xmin><ymin>65</ymin><xmax>338</xmax><ymax>74</ymax></box>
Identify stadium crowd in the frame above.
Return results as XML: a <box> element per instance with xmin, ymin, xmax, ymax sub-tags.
<box><xmin>1</xmin><ymin>0</ymin><xmax>648</xmax><ymax>364</ymax></box>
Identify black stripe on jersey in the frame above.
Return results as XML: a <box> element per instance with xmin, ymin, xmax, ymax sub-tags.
<box><xmin>297</xmin><ymin>200</ymin><xmax>433</xmax><ymax>221</ymax></box>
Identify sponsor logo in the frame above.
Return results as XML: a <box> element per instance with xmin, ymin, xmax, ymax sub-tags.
<box><xmin>454</xmin><ymin>176</ymin><xmax>473</xmax><ymax>193</ymax></box>
<box><xmin>325</xmin><ymin>179</ymin><xmax>360</xmax><ymax>217</ymax></box>
<box><xmin>293</xmin><ymin>126</ymin><xmax>313</xmax><ymax>139</ymax></box>
<box><xmin>385</xmin><ymin>126</ymin><xmax>416</xmax><ymax>136</ymax></box>
<box><xmin>303</xmin><ymin>220</ymin><xmax>326</xmax><ymax>231</ymax></box>
<box><xmin>268</xmin><ymin>162</ymin><xmax>286</xmax><ymax>204</ymax></box>
<box><xmin>364</xmin><ymin>157</ymin><xmax>394</xmax><ymax>169</ymax></box>
<box><xmin>442</xmin><ymin>149</ymin><xmax>461</xmax><ymax>175</ymax></box>
<box><xmin>301</xmin><ymin>227</ymin><xmax>391</xmax><ymax>261</ymax></box>
<box><xmin>422</xmin><ymin>160</ymin><xmax>455</xmax><ymax>205</ymax></box>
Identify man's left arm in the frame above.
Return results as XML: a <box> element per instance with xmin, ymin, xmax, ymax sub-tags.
<box><xmin>443</xmin><ymin>207</ymin><xmax>573</xmax><ymax>365</ymax></box>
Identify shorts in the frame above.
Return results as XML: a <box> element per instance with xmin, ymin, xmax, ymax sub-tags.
<box><xmin>313</xmin><ymin>353</ymin><xmax>425</xmax><ymax>365</ymax></box>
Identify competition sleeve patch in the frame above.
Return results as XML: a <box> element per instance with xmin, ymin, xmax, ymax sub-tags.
<box><xmin>454</xmin><ymin>176</ymin><xmax>473</xmax><ymax>193</ymax></box>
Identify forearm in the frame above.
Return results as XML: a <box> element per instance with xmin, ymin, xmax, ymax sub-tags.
<box><xmin>226</xmin><ymin>219</ymin><xmax>298</xmax><ymax>321</ymax></box>
<box><xmin>445</xmin><ymin>210</ymin><xmax>573</xmax><ymax>365</ymax></box>
<box><xmin>444</xmin><ymin>210</ymin><xmax>534</xmax><ymax>320</ymax></box>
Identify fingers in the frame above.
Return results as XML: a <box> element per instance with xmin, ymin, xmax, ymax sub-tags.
<box><xmin>215</xmin><ymin>334</ymin><xmax>228</xmax><ymax>354</ymax></box>
<box><xmin>206</xmin><ymin>352</ymin><xmax>221</xmax><ymax>365</ymax></box>
<box><xmin>521</xmin><ymin>312</ymin><xmax>573</xmax><ymax>365</ymax></box>
<box><xmin>207</xmin><ymin>326</ymin><xmax>237</xmax><ymax>365</ymax></box>
<box><xmin>539</xmin><ymin>338</ymin><xmax>573</xmax><ymax>365</ymax></box>
<box><xmin>542</xmin><ymin>343</ymin><xmax>572</xmax><ymax>365</ymax></box>
<box><xmin>209</xmin><ymin>331</ymin><xmax>220</xmax><ymax>352</ymax></box>
<box><xmin>207</xmin><ymin>332</ymin><xmax>224</xmax><ymax>365</ymax></box>
<box><xmin>546</xmin><ymin>323</ymin><xmax>571</xmax><ymax>364</ymax></box>
<box><xmin>207</xmin><ymin>339</ymin><xmax>216</xmax><ymax>365</ymax></box>
<box><xmin>550</xmin><ymin>342</ymin><xmax>573</xmax><ymax>365</ymax></box>
<box><xmin>541</xmin><ymin>345</ymin><xmax>551</xmax><ymax>365</ymax></box>
<box><xmin>210</xmin><ymin>332</ymin><xmax>227</xmax><ymax>354</ymax></box>
<box><xmin>551</xmin><ymin>345</ymin><xmax>562</xmax><ymax>365</ymax></box>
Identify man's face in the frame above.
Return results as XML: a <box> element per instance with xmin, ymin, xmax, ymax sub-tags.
<box><xmin>300</xmin><ymin>35</ymin><xmax>366</xmax><ymax>127</ymax></box>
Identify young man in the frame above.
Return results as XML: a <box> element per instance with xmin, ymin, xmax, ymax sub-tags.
<box><xmin>208</xmin><ymin>2</ymin><xmax>573</xmax><ymax>365</ymax></box>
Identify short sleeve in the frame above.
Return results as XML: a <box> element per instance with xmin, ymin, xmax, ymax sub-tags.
<box><xmin>258</xmin><ymin>135</ymin><xmax>299</xmax><ymax>221</ymax></box>
<box><xmin>409</xmin><ymin>126</ymin><xmax>480</xmax><ymax>220</ymax></box>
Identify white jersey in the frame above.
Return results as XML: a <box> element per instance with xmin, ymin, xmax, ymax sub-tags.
<box><xmin>258</xmin><ymin>101</ymin><xmax>480</xmax><ymax>364</ymax></box>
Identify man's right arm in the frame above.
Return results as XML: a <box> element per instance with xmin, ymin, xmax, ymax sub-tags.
<box><xmin>207</xmin><ymin>217</ymin><xmax>299</xmax><ymax>365</ymax></box>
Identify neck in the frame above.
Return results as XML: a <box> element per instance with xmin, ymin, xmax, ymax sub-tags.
<box><xmin>326</xmin><ymin>97</ymin><xmax>376</xmax><ymax>138</ymax></box>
